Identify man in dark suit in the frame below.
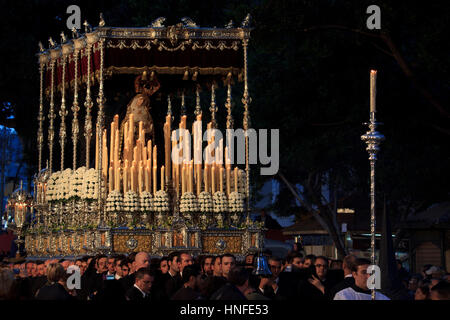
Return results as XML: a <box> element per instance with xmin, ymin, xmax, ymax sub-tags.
<box><xmin>329</xmin><ymin>254</ymin><xmax>356</xmax><ymax>299</ymax></box>
<box><xmin>210</xmin><ymin>266</ymin><xmax>249</xmax><ymax>300</ymax></box>
<box><xmin>171</xmin><ymin>265</ymin><xmax>203</xmax><ymax>300</ymax></box>
<box><xmin>125</xmin><ymin>267</ymin><xmax>154</xmax><ymax>301</ymax></box>
<box><xmin>31</xmin><ymin>261</ymin><xmax>47</xmax><ymax>297</ymax></box>
<box><xmin>258</xmin><ymin>256</ymin><xmax>283</xmax><ymax>300</ymax></box>
<box><xmin>120</xmin><ymin>251</ymin><xmax>150</xmax><ymax>292</ymax></box>
<box><xmin>161</xmin><ymin>251</ymin><xmax>182</xmax><ymax>299</ymax></box>
<box><xmin>277</xmin><ymin>253</ymin><xmax>309</xmax><ymax>300</ymax></box>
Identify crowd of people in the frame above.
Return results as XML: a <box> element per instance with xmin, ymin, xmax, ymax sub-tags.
<box><xmin>0</xmin><ymin>249</ymin><xmax>449</xmax><ymax>301</ymax></box>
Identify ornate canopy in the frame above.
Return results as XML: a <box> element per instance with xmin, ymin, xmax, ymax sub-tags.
<box><xmin>38</xmin><ymin>17</ymin><xmax>251</xmax><ymax>95</ymax></box>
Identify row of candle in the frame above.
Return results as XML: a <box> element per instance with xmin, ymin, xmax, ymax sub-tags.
<box><xmin>100</xmin><ymin>114</ymin><xmax>243</xmax><ymax>196</ymax></box>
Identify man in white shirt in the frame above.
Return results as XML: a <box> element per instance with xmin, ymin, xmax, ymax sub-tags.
<box><xmin>334</xmin><ymin>258</ymin><xmax>390</xmax><ymax>300</ymax></box>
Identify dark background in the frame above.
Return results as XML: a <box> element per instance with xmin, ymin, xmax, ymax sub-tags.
<box><xmin>0</xmin><ymin>0</ymin><xmax>449</xmax><ymax>234</ymax></box>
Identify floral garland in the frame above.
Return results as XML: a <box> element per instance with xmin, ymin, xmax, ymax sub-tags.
<box><xmin>153</xmin><ymin>190</ymin><xmax>170</xmax><ymax>213</ymax></box>
<box><xmin>198</xmin><ymin>191</ymin><xmax>213</xmax><ymax>213</ymax></box>
<box><xmin>123</xmin><ymin>190</ymin><xmax>139</xmax><ymax>212</ymax></box>
<box><xmin>139</xmin><ymin>191</ymin><xmax>153</xmax><ymax>212</ymax></box>
<box><xmin>213</xmin><ymin>191</ymin><xmax>229</xmax><ymax>213</ymax></box>
<box><xmin>229</xmin><ymin>191</ymin><xmax>245</xmax><ymax>213</ymax></box>
<box><xmin>106</xmin><ymin>190</ymin><xmax>123</xmax><ymax>212</ymax></box>
<box><xmin>180</xmin><ymin>192</ymin><xmax>199</xmax><ymax>213</ymax></box>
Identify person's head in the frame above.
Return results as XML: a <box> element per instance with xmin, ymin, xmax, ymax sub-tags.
<box><xmin>245</xmin><ymin>254</ymin><xmax>254</xmax><ymax>266</ymax></box>
<box><xmin>179</xmin><ymin>252</ymin><xmax>193</xmax><ymax>274</ymax></box>
<box><xmin>114</xmin><ymin>258</ymin><xmax>123</xmax><ymax>277</ymax></box>
<box><xmin>95</xmin><ymin>255</ymin><xmax>108</xmax><ymax>273</ymax></box>
<box><xmin>221</xmin><ymin>254</ymin><xmax>236</xmax><ymax>279</ymax></box>
<box><xmin>343</xmin><ymin>254</ymin><xmax>357</xmax><ymax>276</ymax></box>
<box><xmin>107</xmin><ymin>257</ymin><xmax>116</xmax><ymax>274</ymax></box>
<box><xmin>127</xmin><ymin>252</ymin><xmax>137</xmax><ymax>273</ymax></box>
<box><xmin>303</xmin><ymin>255</ymin><xmax>316</xmax><ymax>268</ymax></box>
<box><xmin>289</xmin><ymin>253</ymin><xmax>304</xmax><ymax>270</ymax></box>
<box><xmin>415</xmin><ymin>285</ymin><xmax>430</xmax><ymax>300</ymax></box>
<box><xmin>120</xmin><ymin>260</ymin><xmax>130</xmax><ymax>277</ymax></box>
<box><xmin>227</xmin><ymin>267</ymin><xmax>249</xmax><ymax>294</ymax></box>
<box><xmin>134</xmin><ymin>268</ymin><xmax>154</xmax><ymax>294</ymax></box>
<box><xmin>314</xmin><ymin>256</ymin><xmax>328</xmax><ymax>280</ymax></box>
<box><xmin>351</xmin><ymin>258</ymin><xmax>372</xmax><ymax>290</ymax></box>
<box><xmin>168</xmin><ymin>251</ymin><xmax>181</xmax><ymax>274</ymax></box>
<box><xmin>268</xmin><ymin>257</ymin><xmax>282</xmax><ymax>279</ymax></box>
<box><xmin>0</xmin><ymin>268</ymin><xmax>16</xmax><ymax>299</ymax></box>
<box><xmin>61</xmin><ymin>260</ymin><xmax>71</xmax><ymax>271</ymax></box>
<box><xmin>330</xmin><ymin>260</ymin><xmax>343</xmax><ymax>270</ymax></box>
<box><xmin>159</xmin><ymin>257</ymin><xmax>169</xmax><ymax>274</ymax></box>
<box><xmin>201</xmin><ymin>255</ymin><xmax>214</xmax><ymax>276</ymax></box>
<box><xmin>26</xmin><ymin>262</ymin><xmax>35</xmax><ymax>276</ymax></box>
<box><xmin>47</xmin><ymin>263</ymin><xmax>66</xmax><ymax>283</ymax></box>
<box><xmin>37</xmin><ymin>261</ymin><xmax>46</xmax><ymax>277</ymax></box>
<box><xmin>212</xmin><ymin>256</ymin><xmax>222</xmax><ymax>276</ymax></box>
<box><xmin>134</xmin><ymin>252</ymin><xmax>150</xmax><ymax>271</ymax></box>
<box><xmin>181</xmin><ymin>265</ymin><xmax>200</xmax><ymax>289</ymax></box>
<box><xmin>429</xmin><ymin>281</ymin><xmax>450</xmax><ymax>300</ymax></box>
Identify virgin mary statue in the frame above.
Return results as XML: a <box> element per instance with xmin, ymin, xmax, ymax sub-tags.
<box><xmin>119</xmin><ymin>71</ymin><xmax>160</xmax><ymax>154</ymax></box>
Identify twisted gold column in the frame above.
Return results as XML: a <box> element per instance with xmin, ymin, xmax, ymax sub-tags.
<box><xmin>37</xmin><ymin>53</ymin><xmax>48</xmax><ymax>172</ymax></box>
<box><xmin>96</xmin><ymin>38</ymin><xmax>106</xmax><ymax>225</ymax></box>
<box><xmin>84</xmin><ymin>42</ymin><xmax>93</xmax><ymax>168</ymax></box>
<box><xmin>242</xmin><ymin>39</ymin><xmax>251</xmax><ymax>222</ymax></box>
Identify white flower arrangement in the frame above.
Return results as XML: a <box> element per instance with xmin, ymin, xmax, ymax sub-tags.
<box><xmin>70</xmin><ymin>166</ymin><xmax>86</xmax><ymax>199</ymax></box>
<box><xmin>198</xmin><ymin>191</ymin><xmax>213</xmax><ymax>213</ymax></box>
<box><xmin>47</xmin><ymin>171</ymin><xmax>61</xmax><ymax>202</ymax></box>
<box><xmin>180</xmin><ymin>192</ymin><xmax>199</xmax><ymax>213</ymax></box>
<box><xmin>153</xmin><ymin>190</ymin><xmax>170</xmax><ymax>213</ymax></box>
<box><xmin>123</xmin><ymin>190</ymin><xmax>139</xmax><ymax>212</ymax></box>
<box><xmin>60</xmin><ymin>168</ymin><xmax>72</xmax><ymax>201</ymax></box>
<box><xmin>139</xmin><ymin>191</ymin><xmax>153</xmax><ymax>212</ymax></box>
<box><xmin>213</xmin><ymin>191</ymin><xmax>229</xmax><ymax>213</ymax></box>
<box><xmin>229</xmin><ymin>191</ymin><xmax>245</xmax><ymax>213</ymax></box>
<box><xmin>106</xmin><ymin>190</ymin><xmax>123</xmax><ymax>212</ymax></box>
<box><xmin>81</xmin><ymin>168</ymin><xmax>99</xmax><ymax>200</ymax></box>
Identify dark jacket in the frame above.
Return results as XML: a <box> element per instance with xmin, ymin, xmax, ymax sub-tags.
<box><xmin>171</xmin><ymin>286</ymin><xmax>203</xmax><ymax>300</ymax></box>
<box><xmin>31</xmin><ymin>276</ymin><xmax>48</xmax><ymax>297</ymax></box>
<box><xmin>210</xmin><ymin>283</ymin><xmax>247</xmax><ymax>300</ymax></box>
<box><xmin>162</xmin><ymin>272</ymin><xmax>182</xmax><ymax>299</ymax></box>
<box><xmin>35</xmin><ymin>282</ymin><xmax>73</xmax><ymax>301</ymax></box>
<box><xmin>277</xmin><ymin>268</ymin><xmax>309</xmax><ymax>300</ymax></box>
<box><xmin>119</xmin><ymin>273</ymin><xmax>136</xmax><ymax>292</ymax></box>
<box><xmin>203</xmin><ymin>275</ymin><xmax>228</xmax><ymax>299</ymax></box>
<box><xmin>125</xmin><ymin>285</ymin><xmax>152</xmax><ymax>302</ymax></box>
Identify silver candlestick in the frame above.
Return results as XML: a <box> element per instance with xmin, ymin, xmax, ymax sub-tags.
<box><xmin>361</xmin><ymin>70</ymin><xmax>384</xmax><ymax>300</ymax></box>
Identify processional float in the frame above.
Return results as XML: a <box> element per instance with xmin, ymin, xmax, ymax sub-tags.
<box><xmin>11</xmin><ymin>14</ymin><xmax>264</xmax><ymax>258</ymax></box>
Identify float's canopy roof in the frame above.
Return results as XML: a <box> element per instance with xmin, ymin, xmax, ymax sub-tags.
<box><xmin>38</xmin><ymin>16</ymin><xmax>251</xmax><ymax>94</ymax></box>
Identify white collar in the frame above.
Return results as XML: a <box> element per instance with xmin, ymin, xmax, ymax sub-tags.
<box><xmin>134</xmin><ymin>284</ymin><xmax>147</xmax><ymax>297</ymax></box>
<box><xmin>345</xmin><ymin>274</ymin><xmax>353</xmax><ymax>278</ymax></box>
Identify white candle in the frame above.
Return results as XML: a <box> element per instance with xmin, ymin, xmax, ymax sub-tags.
<box><xmin>370</xmin><ymin>70</ymin><xmax>377</xmax><ymax>113</ymax></box>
